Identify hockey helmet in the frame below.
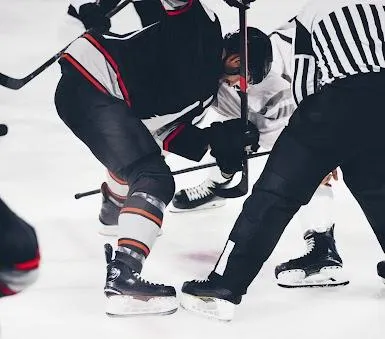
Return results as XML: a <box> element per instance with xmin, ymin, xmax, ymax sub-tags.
<box><xmin>223</xmin><ymin>27</ymin><xmax>272</xmax><ymax>84</ymax></box>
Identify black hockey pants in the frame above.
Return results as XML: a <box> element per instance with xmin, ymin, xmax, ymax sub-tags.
<box><xmin>54</xmin><ymin>73</ymin><xmax>175</xmax><ymax>204</ymax></box>
<box><xmin>209</xmin><ymin>71</ymin><xmax>385</xmax><ymax>296</ymax></box>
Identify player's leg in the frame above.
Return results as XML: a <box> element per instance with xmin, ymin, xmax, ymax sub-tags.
<box><xmin>133</xmin><ymin>0</ymin><xmax>163</xmax><ymax>27</ymax></box>
<box><xmin>0</xmin><ymin>198</ymin><xmax>40</xmax><ymax>298</ymax></box>
<box><xmin>55</xmin><ymin>74</ymin><xmax>177</xmax><ymax>316</ymax></box>
<box><xmin>275</xmin><ymin>183</ymin><xmax>348</xmax><ymax>287</ymax></box>
<box><xmin>340</xmin><ymin>145</ymin><xmax>385</xmax><ymax>285</ymax></box>
<box><xmin>180</xmin><ymin>72</ymin><xmax>379</xmax><ymax>320</ymax></box>
<box><xmin>180</xmin><ymin>124</ymin><xmax>337</xmax><ymax>319</ymax></box>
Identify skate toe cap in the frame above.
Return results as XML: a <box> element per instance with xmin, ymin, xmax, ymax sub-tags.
<box><xmin>172</xmin><ymin>190</ymin><xmax>189</xmax><ymax>208</ymax></box>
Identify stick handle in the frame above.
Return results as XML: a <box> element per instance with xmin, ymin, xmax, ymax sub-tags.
<box><xmin>0</xmin><ymin>0</ymin><xmax>132</xmax><ymax>89</ymax></box>
<box><xmin>74</xmin><ymin>151</ymin><xmax>270</xmax><ymax>199</ymax></box>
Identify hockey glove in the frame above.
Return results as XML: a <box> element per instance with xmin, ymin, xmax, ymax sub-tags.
<box><xmin>78</xmin><ymin>3</ymin><xmax>111</xmax><ymax>32</ymax></box>
<box><xmin>223</xmin><ymin>0</ymin><xmax>256</xmax><ymax>9</ymax></box>
<box><xmin>208</xmin><ymin>119</ymin><xmax>259</xmax><ymax>174</ymax></box>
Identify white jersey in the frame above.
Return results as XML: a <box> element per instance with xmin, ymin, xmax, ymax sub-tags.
<box><xmin>212</xmin><ymin>23</ymin><xmax>296</xmax><ymax>150</ymax></box>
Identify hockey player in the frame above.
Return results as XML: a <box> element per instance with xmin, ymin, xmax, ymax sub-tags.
<box><xmin>172</xmin><ymin>24</ymin><xmax>347</xmax><ymax>288</ymax></box>
<box><xmin>70</xmin><ymin>1</ymin><xmax>346</xmax><ymax>288</ymax></box>
<box><xmin>0</xmin><ymin>126</ymin><xmax>40</xmax><ymax>298</ymax></box>
<box><xmin>56</xmin><ymin>0</ymin><xmax>257</xmax><ymax>316</ymax></box>
<box><xmin>181</xmin><ymin>0</ymin><xmax>385</xmax><ymax>321</ymax></box>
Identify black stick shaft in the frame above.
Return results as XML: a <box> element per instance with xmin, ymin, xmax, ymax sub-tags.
<box><xmin>0</xmin><ymin>0</ymin><xmax>132</xmax><ymax>90</ymax></box>
<box><xmin>74</xmin><ymin>151</ymin><xmax>270</xmax><ymax>200</ymax></box>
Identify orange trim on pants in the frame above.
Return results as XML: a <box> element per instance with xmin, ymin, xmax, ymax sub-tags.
<box><xmin>108</xmin><ymin>171</ymin><xmax>128</xmax><ymax>185</ymax></box>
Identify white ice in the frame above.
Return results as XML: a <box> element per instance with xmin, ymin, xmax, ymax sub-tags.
<box><xmin>0</xmin><ymin>1</ymin><xmax>384</xmax><ymax>338</ymax></box>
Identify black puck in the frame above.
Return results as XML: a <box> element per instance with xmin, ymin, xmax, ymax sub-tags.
<box><xmin>0</xmin><ymin>124</ymin><xmax>8</xmax><ymax>136</ymax></box>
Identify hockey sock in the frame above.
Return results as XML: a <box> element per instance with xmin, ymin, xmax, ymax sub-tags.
<box><xmin>297</xmin><ymin>184</ymin><xmax>334</xmax><ymax>233</ymax></box>
<box><xmin>106</xmin><ymin>170</ymin><xmax>129</xmax><ymax>201</ymax></box>
<box><xmin>116</xmin><ymin>192</ymin><xmax>166</xmax><ymax>272</ymax></box>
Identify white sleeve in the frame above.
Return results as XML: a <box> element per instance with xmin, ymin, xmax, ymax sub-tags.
<box><xmin>297</xmin><ymin>185</ymin><xmax>334</xmax><ymax>233</ymax></box>
<box><xmin>70</xmin><ymin>0</ymin><xmax>96</xmax><ymax>12</ymax></box>
<box><xmin>248</xmin><ymin>71</ymin><xmax>295</xmax><ymax>150</ymax></box>
<box><xmin>269</xmin><ymin>20</ymin><xmax>296</xmax><ymax>81</ymax></box>
<box><xmin>212</xmin><ymin>71</ymin><xmax>295</xmax><ymax>151</ymax></box>
<box><xmin>291</xmin><ymin>1</ymin><xmax>325</xmax><ymax>105</ymax></box>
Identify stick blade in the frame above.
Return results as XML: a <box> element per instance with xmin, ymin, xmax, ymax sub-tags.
<box><xmin>214</xmin><ymin>163</ymin><xmax>249</xmax><ymax>198</ymax></box>
<box><xmin>0</xmin><ymin>73</ymin><xmax>25</xmax><ymax>90</ymax></box>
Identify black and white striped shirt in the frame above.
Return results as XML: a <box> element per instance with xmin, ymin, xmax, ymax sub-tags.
<box><xmin>293</xmin><ymin>0</ymin><xmax>385</xmax><ymax>106</ymax></box>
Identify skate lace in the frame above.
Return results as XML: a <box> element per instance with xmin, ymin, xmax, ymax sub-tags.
<box><xmin>302</xmin><ymin>237</ymin><xmax>315</xmax><ymax>257</ymax></box>
<box><xmin>192</xmin><ymin>278</ymin><xmax>210</xmax><ymax>285</ymax></box>
<box><xmin>133</xmin><ymin>272</ymin><xmax>164</xmax><ymax>286</ymax></box>
<box><xmin>185</xmin><ymin>179</ymin><xmax>216</xmax><ymax>201</ymax></box>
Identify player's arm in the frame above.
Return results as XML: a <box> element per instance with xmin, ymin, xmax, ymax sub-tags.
<box><xmin>68</xmin><ymin>0</ymin><xmax>120</xmax><ymax>31</ymax></box>
<box><xmin>155</xmin><ymin>118</ymin><xmax>259</xmax><ymax>174</ymax></box>
<box><xmin>157</xmin><ymin>0</ymin><xmax>193</xmax><ymax>15</ymax></box>
<box><xmin>291</xmin><ymin>8</ymin><xmax>319</xmax><ymax>106</ymax></box>
<box><xmin>133</xmin><ymin>0</ymin><xmax>163</xmax><ymax>27</ymax></box>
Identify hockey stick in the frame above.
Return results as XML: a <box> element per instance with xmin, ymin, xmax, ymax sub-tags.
<box><xmin>0</xmin><ymin>0</ymin><xmax>132</xmax><ymax>90</ymax></box>
<box><xmin>74</xmin><ymin>150</ymin><xmax>270</xmax><ymax>200</ymax></box>
<box><xmin>214</xmin><ymin>5</ymin><xmax>250</xmax><ymax>199</ymax></box>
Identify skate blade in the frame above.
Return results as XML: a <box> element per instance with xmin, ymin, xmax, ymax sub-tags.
<box><xmin>99</xmin><ymin>226</ymin><xmax>163</xmax><ymax>238</ymax></box>
<box><xmin>180</xmin><ymin>293</ymin><xmax>234</xmax><ymax>321</ymax></box>
<box><xmin>106</xmin><ymin>295</ymin><xmax>177</xmax><ymax>317</ymax></box>
<box><xmin>169</xmin><ymin>199</ymin><xmax>226</xmax><ymax>214</ymax></box>
<box><xmin>277</xmin><ymin>266</ymin><xmax>349</xmax><ymax>288</ymax></box>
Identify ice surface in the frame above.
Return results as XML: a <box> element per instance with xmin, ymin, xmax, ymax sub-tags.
<box><xmin>0</xmin><ymin>1</ymin><xmax>384</xmax><ymax>339</ymax></box>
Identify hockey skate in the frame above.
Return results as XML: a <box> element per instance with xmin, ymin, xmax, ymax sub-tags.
<box><xmin>275</xmin><ymin>225</ymin><xmax>349</xmax><ymax>288</ymax></box>
<box><xmin>104</xmin><ymin>244</ymin><xmax>177</xmax><ymax>316</ymax></box>
<box><xmin>377</xmin><ymin>261</ymin><xmax>385</xmax><ymax>284</ymax></box>
<box><xmin>170</xmin><ymin>173</ymin><xmax>234</xmax><ymax>213</ymax></box>
<box><xmin>180</xmin><ymin>279</ymin><xmax>241</xmax><ymax>321</ymax></box>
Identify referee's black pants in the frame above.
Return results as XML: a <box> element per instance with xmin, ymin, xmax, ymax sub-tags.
<box><xmin>210</xmin><ymin>72</ymin><xmax>385</xmax><ymax>296</ymax></box>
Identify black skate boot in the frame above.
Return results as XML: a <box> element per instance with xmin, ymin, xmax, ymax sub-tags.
<box><xmin>275</xmin><ymin>225</ymin><xmax>349</xmax><ymax>288</ymax></box>
<box><xmin>104</xmin><ymin>244</ymin><xmax>177</xmax><ymax>316</ymax></box>
<box><xmin>377</xmin><ymin>261</ymin><xmax>385</xmax><ymax>284</ymax></box>
<box><xmin>180</xmin><ymin>278</ymin><xmax>241</xmax><ymax>321</ymax></box>
<box><xmin>170</xmin><ymin>174</ymin><xmax>233</xmax><ymax>213</ymax></box>
<box><xmin>98</xmin><ymin>182</ymin><xmax>124</xmax><ymax>236</ymax></box>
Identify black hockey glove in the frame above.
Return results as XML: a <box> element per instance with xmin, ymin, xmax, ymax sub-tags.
<box><xmin>78</xmin><ymin>3</ymin><xmax>111</xmax><ymax>32</ymax></box>
<box><xmin>208</xmin><ymin>119</ymin><xmax>259</xmax><ymax>174</ymax></box>
<box><xmin>223</xmin><ymin>0</ymin><xmax>256</xmax><ymax>9</ymax></box>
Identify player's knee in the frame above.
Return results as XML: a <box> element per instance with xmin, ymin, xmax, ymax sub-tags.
<box><xmin>255</xmin><ymin>170</ymin><xmax>313</xmax><ymax>205</ymax></box>
<box><xmin>126</xmin><ymin>155</ymin><xmax>175</xmax><ymax>205</ymax></box>
<box><xmin>256</xmin><ymin>129</ymin><xmax>333</xmax><ymax>205</ymax></box>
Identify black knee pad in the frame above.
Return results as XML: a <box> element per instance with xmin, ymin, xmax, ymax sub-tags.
<box><xmin>124</xmin><ymin>154</ymin><xmax>175</xmax><ymax>205</ymax></box>
<box><xmin>255</xmin><ymin>128</ymin><xmax>336</xmax><ymax>205</ymax></box>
